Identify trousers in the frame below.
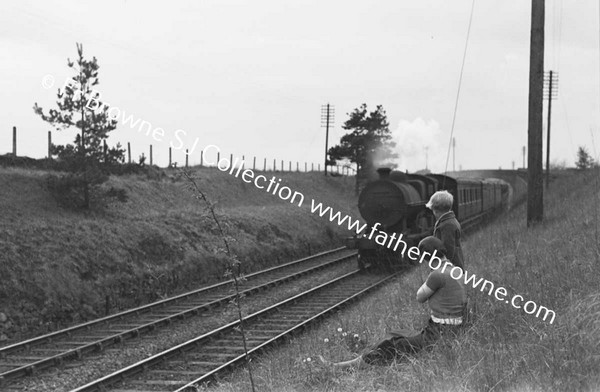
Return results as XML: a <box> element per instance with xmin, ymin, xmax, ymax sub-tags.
<box><xmin>361</xmin><ymin>318</ymin><xmax>460</xmax><ymax>365</ymax></box>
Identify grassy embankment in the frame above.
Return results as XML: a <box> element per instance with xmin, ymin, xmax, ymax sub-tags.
<box><xmin>0</xmin><ymin>166</ymin><xmax>360</xmax><ymax>341</ymax></box>
<box><xmin>206</xmin><ymin>169</ymin><xmax>600</xmax><ymax>392</ymax></box>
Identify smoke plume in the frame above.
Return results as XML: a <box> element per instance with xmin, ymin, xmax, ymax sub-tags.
<box><xmin>389</xmin><ymin>118</ymin><xmax>448</xmax><ymax>173</ymax></box>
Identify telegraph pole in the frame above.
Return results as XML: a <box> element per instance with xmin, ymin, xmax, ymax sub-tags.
<box><xmin>543</xmin><ymin>70</ymin><xmax>558</xmax><ymax>188</ymax></box>
<box><xmin>452</xmin><ymin>137</ymin><xmax>456</xmax><ymax>172</ymax></box>
<box><xmin>321</xmin><ymin>104</ymin><xmax>335</xmax><ymax>176</ymax></box>
<box><xmin>522</xmin><ymin>146</ymin><xmax>526</xmax><ymax>169</ymax></box>
<box><xmin>527</xmin><ymin>0</ymin><xmax>545</xmax><ymax>226</ymax></box>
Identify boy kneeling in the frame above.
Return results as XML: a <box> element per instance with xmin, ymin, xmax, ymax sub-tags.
<box><xmin>320</xmin><ymin>236</ymin><xmax>466</xmax><ymax>368</ymax></box>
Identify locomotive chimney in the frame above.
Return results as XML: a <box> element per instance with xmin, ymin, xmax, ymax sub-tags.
<box><xmin>377</xmin><ymin>167</ymin><xmax>392</xmax><ymax>179</ymax></box>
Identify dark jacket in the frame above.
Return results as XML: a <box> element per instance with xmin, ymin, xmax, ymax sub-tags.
<box><xmin>433</xmin><ymin>211</ymin><xmax>464</xmax><ymax>269</ymax></box>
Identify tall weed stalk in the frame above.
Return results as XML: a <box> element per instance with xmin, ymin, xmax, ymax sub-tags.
<box><xmin>182</xmin><ymin>170</ymin><xmax>256</xmax><ymax>392</ymax></box>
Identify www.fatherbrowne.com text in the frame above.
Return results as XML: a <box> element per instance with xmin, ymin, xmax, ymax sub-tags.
<box><xmin>203</xmin><ymin>145</ymin><xmax>556</xmax><ymax>325</ymax></box>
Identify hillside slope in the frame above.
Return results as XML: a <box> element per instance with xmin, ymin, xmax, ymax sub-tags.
<box><xmin>0</xmin><ymin>167</ymin><xmax>360</xmax><ymax>341</ymax></box>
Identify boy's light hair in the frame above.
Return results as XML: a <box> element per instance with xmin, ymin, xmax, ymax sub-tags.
<box><xmin>426</xmin><ymin>190</ymin><xmax>453</xmax><ymax>212</ymax></box>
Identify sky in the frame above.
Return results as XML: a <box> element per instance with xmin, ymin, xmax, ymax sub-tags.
<box><xmin>1</xmin><ymin>0</ymin><xmax>599</xmax><ymax>172</ymax></box>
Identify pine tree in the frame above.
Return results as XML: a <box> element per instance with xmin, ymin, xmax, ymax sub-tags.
<box><xmin>34</xmin><ymin>43</ymin><xmax>125</xmax><ymax>208</ymax></box>
<box><xmin>328</xmin><ymin>103</ymin><xmax>397</xmax><ymax>194</ymax></box>
<box><xmin>575</xmin><ymin>146</ymin><xmax>595</xmax><ymax>170</ymax></box>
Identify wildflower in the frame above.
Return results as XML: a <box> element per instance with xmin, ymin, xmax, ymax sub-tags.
<box><xmin>337</xmin><ymin>328</ymin><xmax>343</xmax><ymax>332</ymax></box>
<box><xmin>306</xmin><ymin>357</ymin><xmax>312</xmax><ymax>362</ymax></box>
<box><xmin>342</xmin><ymin>332</ymin><xmax>347</xmax><ymax>337</ymax></box>
<box><xmin>354</xmin><ymin>334</ymin><xmax>359</xmax><ymax>340</ymax></box>
<box><xmin>323</xmin><ymin>338</ymin><xmax>329</xmax><ymax>343</ymax></box>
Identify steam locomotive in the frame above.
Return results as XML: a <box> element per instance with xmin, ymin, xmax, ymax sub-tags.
<box><xmin>349</xmin><ymin>168</ymin><xmax>509</xmax><ymax>270</ymax></box>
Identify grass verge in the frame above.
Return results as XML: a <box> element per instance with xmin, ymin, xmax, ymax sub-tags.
<box><xmin>202</xmin><ymin>169</ymin><xmax>600</xmax><ymax>392</ymax></box>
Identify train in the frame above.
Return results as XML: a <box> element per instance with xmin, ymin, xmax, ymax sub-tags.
<box><xmin>349</xmin><ymin>167</ymin><xmax>510</xmax><ymax>270</ymax></box>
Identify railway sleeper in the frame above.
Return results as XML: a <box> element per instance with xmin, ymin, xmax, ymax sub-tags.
<box><xmin>28</xmin><ymin>348</ymin><xmax>68</xmax><ymax>355</ymax></box>
<box><xmin>203</xmin><ymin>337</ymin><xmax>264</xmax><ymax>345</ymax></box>
<box><xmin>46</xmin><ymin>341</ymin><xmax>88</xmax><ymax>347</ymax></box>
<box><xmin>245</xmin><ymin>329</ymin><xmax>288</xmax><ymax>335</ymax></box>
<box><xmin>165</xmin><ymin>304</ymin><xmax>210</xmax><ymax>310</ymax></box>
<box><xmin>272</xmin><ymin>316</ymin><xmax>309</xmax><ymax>323</ymax></box>
<box><xmin>0</xmin><ymin>361</ymin><xmax>32</xmax><ymax>368</ymax></box>
<box><xmin>130</xmin><ymin>379</ymin><xmax>187</xmax><ymax>386</ymax></box>
<box><xmin>250</xmin><ymin>320</ymin><xmax>296</xmax><ymax>327</ymax></box>
<box><xmin>249</xmin><ymin>324</ymin><xmax>297</xmax><ymax>332</ymax></box>
<box><xmin>275</xmin><ymin>309</ymin><xmax>313</xmax><ymax>314</ymax></box>
<box><xmin>104</xmin><ymin>324</ymin><xmax>148</xmax><ymax>330</ymax></box>
<box><xmin>4</xmin><ymin>355</ymin><xmax>46</xmax><ymax>362</ymax></box>
<box><xmin>150</xmin><ymin>369</ymin><xmax>206</xmax><ymax>377</ymax></box>
<box><xmin>147</xmin><ymin>311</ymin><xmax>186</xmax><ymax>318</ymax></box>
<box><xmin>184</xmin><ymin>352</ymin><xmax>240</xmax><ymax>361</ymax></box>
<box><xmin>165</xmin><ymin>359</ymin><xmax>223</xmax><ymax>369</ymax></box>
<box><xmin>200</xmin><ymin>345</ymin><xmax>244</xmax><ymax>353</ymax></box>
<box><xmin>276</xmin><ymin>309</ymin><xmax>314</xmax><ymax>315</ymax></box>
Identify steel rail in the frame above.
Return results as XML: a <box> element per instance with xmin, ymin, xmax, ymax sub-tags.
<box><xmin>176</xmin><ymin>272</ymin><xmax>395</xmax><ymax>391</ymax></box>
<box><xmin>0</xmin><ymin>247</ymin><xmax>355</xmax><ymax>386</ymax></box>
<box><xmin>68</xmin><ymin>269</ymin><xmax>394</xmax><ymax>392</ymax></box>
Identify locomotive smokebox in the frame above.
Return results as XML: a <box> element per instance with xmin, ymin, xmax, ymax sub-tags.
<box><xmin>358</xmin><ymin>169</ymin><xmax>424</xmax><ymax>229</ymax></box>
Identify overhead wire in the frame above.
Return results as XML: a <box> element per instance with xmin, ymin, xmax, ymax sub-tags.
<box><xmin>442</xmin><ymin>0</ymin><xmax>476</xmax><ymax>185</ymax></box>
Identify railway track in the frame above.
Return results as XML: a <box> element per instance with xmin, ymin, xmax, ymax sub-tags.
<box><xmin>69</xmin><ymin>269</ymin><xmax>396</xmax><ymax>392</ymax></box>
<box><xmin>0</xmin><ymin>247</ymin><xmax>356</xmax><ymax>387</ymax></box>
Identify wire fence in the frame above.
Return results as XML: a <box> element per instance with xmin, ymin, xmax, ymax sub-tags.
<box><xmin>2</xmin><ymin>126</ymin><xmax>357</xmax><ymax>175</ymax></box>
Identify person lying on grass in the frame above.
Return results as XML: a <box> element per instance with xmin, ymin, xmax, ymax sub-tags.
<box><xmin>319</xmin><ymin>236</ymin><xmax>467</xmax><ymax>368</ymax></box>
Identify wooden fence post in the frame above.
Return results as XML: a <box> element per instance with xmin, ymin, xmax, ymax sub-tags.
<box><xmin>185</xmin><ymin>149</ymin><xmax>189</xmax><ymax>167</ymax></box>
<box><xmin>47</xmin><ymin>131</ymin><xmax>52</xmax><ymax>159</ymax></box>
<box><xmin>150</xmin><ymin>145</ymin><xmax>153</xmax><ymax>166</ymax></box>
<box><xmin>12</xmin><ymin>126</ymin><xmax>16</xmax><ymax>156</ymax></box>
<box><xmin>273</xmin><ymin>159</ymin><xmax>276</xmax><ymax>171</ymax></box>
<box><xmin>289</xmin><ymin>161</ymin><xmax>291</xmax><ymax>171</ymax></box>
<box><xmin>305</xmin><ymin>162</ymin><xmax>307</xmax><ymax>172</ymax></box>
<box><xmin>169</xmin><ymin>147</ymin><xmax>172</xmax><ymax>167</ymax></box>
<box><xmin>253</xmin><ymin>156</ymin><xmax>256</xmax><ymax>170</ymax></box>
<box><xmin>281</xmin><ymin>160</ymin><xmax>284</xmax><ymax>171</ymax></box>
<box><xmin>312</xmin><ymin>163</ymin><xmax>314</xmax><ymax>171</ymax></box>
<box><xmin>200</xmin><ymin>150</ymin><xmax>203</xmax><ymax>167</ymax></box>
<box><xmin>217</xmin><ymin>152</ymin><xmax>220</xmax><ymax>166</ymax></box>
<box><xmin>127</xmin><ymin>142</ymin><xmax>131</xmax><ymax>164</ymax></box>
<box><xmin>318</xmin><ymin>163</ymin><xmax>320</xmax><ymax>171</ymax></box>
<box><xmin>242</xmin><ymin>155</ymin><xmax>245</xmax><ymax>169</ymax></box>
